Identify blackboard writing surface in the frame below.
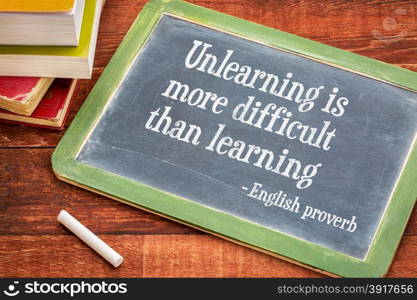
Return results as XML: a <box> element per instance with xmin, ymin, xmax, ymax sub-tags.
<box><xmin>53</xmin><ymin>0</ymin><xmax>417</xmax><ymax>277</ymax></box>
<box><xmin>76</xmin><ymin>14</ymin><xmax>417</xmax><ymax>259</ymax></box>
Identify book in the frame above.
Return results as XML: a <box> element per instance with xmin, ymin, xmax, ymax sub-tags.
<box><xmin>0</xmin><ymin>0</ymin><xmax>85</xmax><ymax>46</ymax></box>
<box><xmin>0</xmin><ymin>0</ymin><xmax>103</xmax><ymax>79</ymax></box>
<box><xmin>0</xmin><ymin>77</ymin><xmax>54</xmax><ymax>116</ymax></box>
<box><xmin>0</xmin><ymin>78</ymin><xmax>77</xmax><ymax>130</ymax></box>
<box><xmin>0</xmin><ymin>0</ymin><xmax>75</xmax><ymax>12</ymax></box>
<box><xmin>52</xmin><ymin>0</ymin><xmax>417</xmax><ymax>277</ymax></box>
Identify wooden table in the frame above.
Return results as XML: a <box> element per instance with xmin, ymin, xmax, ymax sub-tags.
<box><xmin>1</xmin><ymin>0</ymin><xmax>416</xmax><ymax>277</ymax></box>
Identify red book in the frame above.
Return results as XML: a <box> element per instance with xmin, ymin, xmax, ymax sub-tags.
<box><xmin>0</xmin><ymin>77</ymin><xmax>54</xmax><ymax>115</ymax></box>
<box><xmin>0</xmin><ymin>79</ymin><xmax>77</xmax><ymax>130</ymax></box>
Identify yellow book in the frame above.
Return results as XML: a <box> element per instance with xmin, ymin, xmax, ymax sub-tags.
<box><xmin>0</xmin><ymin>0</ymin><xmax>85</xmax><ymax>46</ymax></box>
<box><xmin>0</xmin><ymin>0</ymin><xmax>75</xmax><ymax>12</ymax></box>
<box><xmin>0</xmin><ymin>0</ymin><xmax>103</xmax><ymax>78</ymax></box>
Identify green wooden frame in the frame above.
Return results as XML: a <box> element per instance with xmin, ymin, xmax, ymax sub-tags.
<box><xmin>52</xmin><ymin>0</ymin><xmax>417</xmax><ymax>277</ymax></box>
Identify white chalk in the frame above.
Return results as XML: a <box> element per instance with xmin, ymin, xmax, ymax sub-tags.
<box><xmin>57</xmin><ymin>210</ymin><xmax>123</xmax><ymax>268</ymax></box>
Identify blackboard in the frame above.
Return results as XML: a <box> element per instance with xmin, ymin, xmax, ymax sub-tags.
<box><xmin>53</xmin><ymin>0</ymin><xmax>417</xmax><ymax>277</ymax></box>
<box><xmin>76</xmin><ymin>14</ymin><xmax>417</xmax><ymax>260</ymax></box>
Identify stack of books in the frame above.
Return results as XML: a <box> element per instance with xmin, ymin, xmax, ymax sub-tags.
<box><xmin>0</xmin><ymin>0</ymin><xmax>103</xmax><ymax>129</ymax></box>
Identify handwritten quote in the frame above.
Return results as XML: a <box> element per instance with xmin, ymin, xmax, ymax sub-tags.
<box><xmin>144</xmin><ymin>40</ymin><xmax>357</xmax><ymax>232</ymax></box>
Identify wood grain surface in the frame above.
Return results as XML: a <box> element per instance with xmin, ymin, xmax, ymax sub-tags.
<box><xmin>1</xmin><ymin>0</ymin><xmax>417</xmax><ymax>278</ymax></box>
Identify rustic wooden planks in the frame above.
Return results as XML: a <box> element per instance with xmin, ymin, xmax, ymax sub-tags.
<box><xmin>0</xmin><ymin>235</ymin><xmax>416</xmax><ymax>277</ymax></box>
<box><xmin>1</xmin><ymin>0</ymin><xmax>416</xmax><ymax>277</ymax></box>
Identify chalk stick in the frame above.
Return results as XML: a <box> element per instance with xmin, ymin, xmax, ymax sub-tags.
<box><xmin>57</xmin><ymin>210</ymin><xmax>123</xmax><ymax>268</ymax></box>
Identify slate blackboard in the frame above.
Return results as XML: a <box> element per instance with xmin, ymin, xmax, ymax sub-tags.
<box><xmin>76</xmin><ymin>14</ymin><xmax>417</xmax><ymax>259</ymax></box>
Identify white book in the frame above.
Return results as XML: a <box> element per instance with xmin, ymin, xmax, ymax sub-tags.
<box><xmin>0</xmin><ymin>0</ymin><xmax>103</xmax><ymax>79</ymax></box>
<box><xmin>0</xmin><ymin>0</ymin><xmax>85</xmax><ymax>46</ymax></box>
